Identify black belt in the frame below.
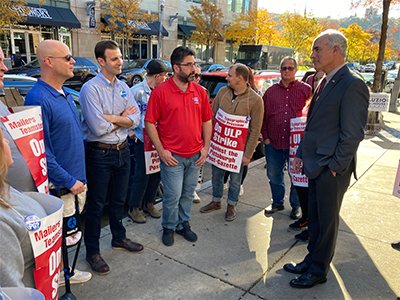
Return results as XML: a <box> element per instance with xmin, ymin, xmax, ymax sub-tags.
<box><xmin>89</xmin><ymin>140</ymin><xmax>128</xmax><ymax>150</ymax></box>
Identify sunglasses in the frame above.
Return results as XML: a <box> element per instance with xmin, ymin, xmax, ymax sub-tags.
<box><xmin>47</xmin><ymin>54</ymin><xmax>74</xmax><ymax>62</ymax></box>
<box><xmin>281</xmin><ymin>66</ymin><xmax>295</xmax><ymax>71</ymax></box>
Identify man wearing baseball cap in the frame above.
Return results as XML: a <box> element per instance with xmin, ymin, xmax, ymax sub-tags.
<box><xmin>127</xmin><ymin>59</ymin><xmax>169</xmax><ymax>223</ymax></box>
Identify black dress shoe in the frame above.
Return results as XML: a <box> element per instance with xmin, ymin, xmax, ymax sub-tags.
<box><xmin>283</xmin><ymin>261</ymin><xmax>309</xmax><ymax>274</ymax></box>
<box><xmin>264</xmin><ymin>204</ymin><xmax>284</xmax><ymax>215</ymax></box>
<box><xmin>290</xmin><ymin>272</ymin><xmax>327</xmax><ymax>289</ymax></box>
<box><xmin>392</xmin><ymin>241</ymin><xmax>400</xmax><ymax>251</ymax></box>
<box><xmin>112</xmin><ymin>238</ymin><xmax>144</xmax><ymax>253</ymax></box>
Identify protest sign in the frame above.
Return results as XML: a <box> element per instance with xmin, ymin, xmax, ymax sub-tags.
<box><xmin>143</xmin><ymin>129</ymin><xmax>160</xmax><ymax>174</ymax></box>
<box><xmin>207</xmin><ymin>109</ymin><xmax>249</xmax><ymax>173</ymax></box>
<box><xmin>289</xmin><ymin>117</ymin><xmax>308</xmax><ymax>187</ymax></box>
<box><xmin>28</xmin><ymin>199</ymin><xmax>63</xmax><ymax>300</ymax></box>
<box><xmin>1</xmin><ymin>106</ymin><xmax>48</xmax><ymax>193</ymax></box>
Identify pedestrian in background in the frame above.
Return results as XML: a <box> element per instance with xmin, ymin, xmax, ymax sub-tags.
<box><xmin>80</xmin><ymin>40</ymin><xmax>143</xmax><ymax>275</ymax></box>
<box><xmin>127</xmin><ymin>59</ymin><xmax>168</xmax><ymax>223</ymax></box>
<box><xmin>286</xmin><ymin>29</ymin><xmax>369</xmax><ymax>288</ymax></box>
<box><xmin>145</xmin><ymin>46</ymin><xmax>212</xmax><ymax>246</ymax></box>
<box><xmin>262</xmin><ymin>57</ymin><xmax>312</xmax><ymax>220</ymax></box>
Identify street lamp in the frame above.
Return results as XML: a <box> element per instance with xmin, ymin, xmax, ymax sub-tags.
<box><xmin>157</xmin><ymin>0</ymin><xmax>165</xmax><ymax>59</ymax></box>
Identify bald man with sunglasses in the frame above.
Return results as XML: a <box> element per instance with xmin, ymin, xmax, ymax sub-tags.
<box><xmin>25</xmin><ymin>40</ymin><xmax>91</xmax><ymax>285</ymax></box>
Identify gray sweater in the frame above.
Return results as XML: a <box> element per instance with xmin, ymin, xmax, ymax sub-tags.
<box><xmin>0</xmin><ymin>187</ymin><xmax>62</xmax><ymax>287</ymax></box>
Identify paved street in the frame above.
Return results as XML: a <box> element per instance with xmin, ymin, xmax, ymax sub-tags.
<box><xmin>62</xmin><ymin>111</ymin><xmax>400</xmax><ymax>300</ymax></box>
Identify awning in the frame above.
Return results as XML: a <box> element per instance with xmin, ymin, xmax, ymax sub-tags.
<box><xmin>16</xmin><ymin>4</ymin><xmax>81</xmax><ymax>28</ymax></box>
<box><xmin>178</xmin><ymin>25</ymin><xmax>196</xmax><ymax>37</ymax></box>
<box><xmin>101</xmin><ymin>15</ymin><xmax>168</xmax><ymax>37</ymax></box>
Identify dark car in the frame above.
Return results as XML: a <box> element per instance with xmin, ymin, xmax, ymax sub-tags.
<box><xmin>6</xmin><ymin>57</ymin><xmax>99</xmax><ymax>90</ymax></box>
<box><xmin>119</xmin><ymin>59</ymin><xmax>172</xmax><ymax>87</ymax></box>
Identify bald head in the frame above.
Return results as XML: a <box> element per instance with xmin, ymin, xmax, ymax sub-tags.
<box><xmin>37</xmin><ymin>40</ymin><xmax>75</xmax><ymax>88</ymax></box>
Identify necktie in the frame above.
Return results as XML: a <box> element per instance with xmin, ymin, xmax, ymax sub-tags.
<box><xmin>307</xmin><ymin>77</ymin><xmax>326</xmax><ymax>117</ymax></box>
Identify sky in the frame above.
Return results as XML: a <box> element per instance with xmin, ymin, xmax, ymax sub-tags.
<box><xmin>258</xmin><ymin>0</ymin><xmax>400</xmax><ymax>19</ymax></box>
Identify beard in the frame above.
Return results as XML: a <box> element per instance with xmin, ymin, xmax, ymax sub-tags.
<box><xmin>176</xmin><ymin>71</ymin><xmax>195</xmax><ymax>83</ymax></box>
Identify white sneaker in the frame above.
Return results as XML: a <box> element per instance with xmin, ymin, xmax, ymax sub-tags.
<box><xmin>239</xmin><ymin>185</ymin><xmax>244</xmax><ymax>196</ymax></box>
<box><xmin>193</xmin><ymin>191</ymin><xmax>201</xmax><ymax>203</ymax></box>
<box><xmin>59</xmin><ymin>269</ymin><xmax>92</xmax><ymax>286</ymax></box>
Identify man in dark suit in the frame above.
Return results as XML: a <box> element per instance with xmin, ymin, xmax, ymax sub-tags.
<box><xmin>284</xmin><ymin>29</ymin><xmax>369</xmax><ymax>288</ymax></box>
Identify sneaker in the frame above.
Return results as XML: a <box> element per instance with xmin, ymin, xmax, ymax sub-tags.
<box><xmin>176</xmin><ymin>221</ymin><xmax>198</xmax><ymax>242</ymax></box>
<box><xmin>86</xmin><ymin>254</ymin><xmax>110</xmax><ymax>275</ymax></box>
<box><xmin>200</xmin><ymin>201</ymin><xmax>221</xmax><ymax>213</ymax></box>
<box><xmin>239</xmin><ymin>185</ymin><xmax>244</xmax><ymax>196</ymax></box>
<box><xmin>193</xmin><ymin>191</ymin><xmax>201</xmax><ymax>204</ymax></box>
<box><xmin>143</xmin><ymin>203</ymin><xmax>161</xmax><ymax>218</ymax></box>
<box><xmin>225</xmin><ymin>204</ymin><xmax>237</xmax><ymax>221</ymax></box>
<box><xmin>264</xmin><ymin>204</ymin><xmax>284</xmax><ymax>215</ymax></box>
<box><xmin>295</xmin><ymin>230</ymin><xmax>309</xmax><ymax>242</ymax></box>
<box><xmin>290</xmin><ymin>207</ymin><xmax>302</xmax><ymax>220</ymax></box>
<box><xmin>128</xmin><ymin>208</ymin><xmax>147</xmax><ymax>223</ymax></box>
<box><xmin>288</xmin><ymin>219</ymin><xmax>308</xmax><ymax>231</ymax></box>
<box><xmin>66</xmin><ymin>231</ymin><xmax>82</xmax><ymax>247</ymax></box>
<box><xmin>59</xmin><ymin>269</ymin><xmax>92</xmax><ymax>286</ymax></box>
<box><xmin>112</xmin><ymin>238</ymin><xmax>144</xmax><ymax>253</ymax></box>
<box><xmin>392</xmin><ymin>241</ymin><xmax>400</xmax><ymax>251</ymax></box>
<box><xmin>162</xmin><ymin>228</ymin><xmax>174</xmax><ymax>246</ymax></box>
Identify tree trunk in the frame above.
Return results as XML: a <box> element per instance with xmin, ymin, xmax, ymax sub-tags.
<box><xmin>367</xmin><ymin>0</ymin><xmax>391</xmax><ymax>132</ymax></box>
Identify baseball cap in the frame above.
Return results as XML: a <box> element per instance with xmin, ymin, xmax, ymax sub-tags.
<box><xmin>146</xmin><ymin>59</ymin><xmax>168</xmax><ymax>75</ymax></box>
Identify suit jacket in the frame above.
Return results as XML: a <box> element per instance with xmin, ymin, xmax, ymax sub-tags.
<box><xmin>297</xmin><ymin>65</ymin><xmax>369</xmax><ymax>180</ymax></box>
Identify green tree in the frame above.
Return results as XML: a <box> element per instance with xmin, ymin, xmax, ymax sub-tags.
<box><xmin>279</xmin><ymin>13</ymin><xmax>322</xmax><ymax>64</ymax></box>
<box><xmin>225</xmin><ymin>9</ymin><xmax>277</xmax><ymax>46</ymax></box>
<box><xmin>0</xmin><ymin>0</ymin><xmax>28</xmax><ymax>30</ymax></box>
<box><xmin>188</xmin><ymin>1</ymin><xmax>224</xmax><ymax>62</ymax></box>
<box><xmin>100</xmin><ymin>0</ymin><xmax>155</xmax><ymax>60</ymax></box>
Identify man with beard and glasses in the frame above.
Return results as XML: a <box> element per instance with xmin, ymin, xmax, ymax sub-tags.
<box><xmin>145</xmin><ymin>46</ymin><xmax>213</xmax><ymax>247</ymax></box>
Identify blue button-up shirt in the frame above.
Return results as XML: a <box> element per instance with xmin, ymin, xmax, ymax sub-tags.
<box><xmin>79</xmin><ymin>72</ymin><xmax>140</xmax><ymax>143</ymax></box>
<box><xmin>130</xmin><ymin>78</ymin><xmax>151</xmax><ymax>142</ymax></box>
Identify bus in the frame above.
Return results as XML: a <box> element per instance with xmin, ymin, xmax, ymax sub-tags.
<box><xmin>235</xmin><ymin>45</ymin><xmax>294</xmax><ymax>70</ymax></box>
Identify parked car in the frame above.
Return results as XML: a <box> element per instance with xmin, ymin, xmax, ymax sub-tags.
<box><xmin>6</xmin><ymin>57</ymin><xmax>99</xmax><ymax>90</ymax></box>
<box><xmin>364</xmin><ymin>63</ymin><xmax>376</xmax><ymax>73</ymax></box>
<box><xmin>360</xmin><ymin>72</ymin><xmax>374</xmax><ymax>87</ymax></box>
<box><xmin>1</xmin><ymin>74</ymin><xmax>80</xmax><ymax>109</ymax></box>
<box><xmin>199</xmin><ymin>70</ymin><xmax>281</xmax><ymax>102</ymax></box>
<box><xmin>199</xmin><ymin>63</ymin><xmax>227</xmax><ymax>73</ymax></box>
<box><xmin>119</xmin><ymin>59</ymin><xmax>172</xmax><ymax>87</ymax></box>
<box><xmin>384</xmin><ymin>70</ymin><xmax>400</xmax><ymax>97</ymax></box>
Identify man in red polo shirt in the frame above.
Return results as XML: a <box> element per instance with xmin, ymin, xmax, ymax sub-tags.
<box><xmin>145</xmin><ymin>46</ymin><xmax>212</xmax><ymax>246</ymax></box>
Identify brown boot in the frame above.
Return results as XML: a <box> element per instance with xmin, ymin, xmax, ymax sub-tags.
<box><xmin>143</xmin><ymin>203</ymin><xmax>161</xmax><ymax>218</ymax></box>
<box><xmin>200</xmin><ymin>201</ymin><xmax>221</xmax><ymax>213</ymax></box>
<box><xmin>128</xmin><ymin>208</ymin><xmax>146</xmax><ymax>223</ymax></box>
<box><xmin>225</xmin><ymin>204</ymin><xmax>237</xmax><ymax>221</ymax></box>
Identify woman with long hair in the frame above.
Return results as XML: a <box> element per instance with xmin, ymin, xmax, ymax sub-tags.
<box><xmin>0</xmin><ymin>129</ymin><xmax>62</xmax><ymax>288</ymax></box>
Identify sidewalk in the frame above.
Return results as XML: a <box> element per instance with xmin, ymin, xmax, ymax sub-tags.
<box><xmin>64</xmin><ymin>112</ymin><xmax>400</xmax><ymax>300</ymax></box>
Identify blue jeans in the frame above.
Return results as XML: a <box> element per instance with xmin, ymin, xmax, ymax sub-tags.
<box><xmin>264</xmin><ymin>144</ymin><xmax>299</xmax><ymax>209</ymax></box>
<box><xmin>84</xmin><ymin>144</ymin><xmax>130</xmax><ymax>256</ymax></box>
<box><xmin>160</xmin><ymin>152</ymin><xmax>200</xmax><ymax>230</ymax></box>
<box><xmin>212</xmin><ymin>164</ymin><xmax>244</xmax><ymax>205</ymax></box>
<box><xmin>127</xmin><ymin>140</ymin><xmax>161</xmax><ymax>210</ymax></box>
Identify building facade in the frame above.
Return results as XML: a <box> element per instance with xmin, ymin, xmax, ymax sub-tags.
<box><xmin>0</xmin><ymin>0</ymin><xmax>257</xmax><ymax>66</ymax></box>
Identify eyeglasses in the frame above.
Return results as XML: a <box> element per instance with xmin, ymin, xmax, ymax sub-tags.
<box><xmin>280</xmin><ymin>66</ymin><xmax>295</xmax><ymax>71</ymax></box>
<box><xmin>178</xmin><ymin>62</ymin><xmax>197</xmax><ymax>68</ymax></box>
<box><xmin>47</xmin><ymin>54</ymin><xmax>74</xmax><ymax>62</ymax></box>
